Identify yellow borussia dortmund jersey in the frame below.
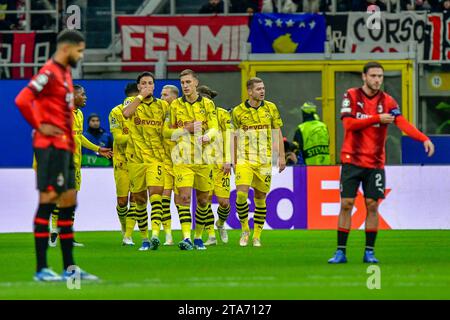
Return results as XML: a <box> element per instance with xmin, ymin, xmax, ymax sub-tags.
<box><xmin>126</xmin><ymin>96</ymin><xmax>169</xmax><ymax>164</ymax></box>
<box><xmin>163</xmin><ymin>137</ymin><xmax>176</xmax><ymax>167</ymax></box>
<box><xmin>163</xmin><ymin>102</ymin><xmax>176</xmax><ymax>167</ymax></box>
<box><xmin>168</xmin><ymin>95</ymin><xmax>219</xmax><ymax>164</ymax></box>
<box><xmin>72</xmin><ymin>109</ymin><xmax>84</xmax><ymax>168</ymax></box>
<box><xmin>232</xmin><ymin>100</ymin><xmax>283</xmax><ymax>165</ymax></box>
<box><xmin>217</xmin><ymin>107</ymin><xmax>232</xmax><ymax>165</ymax></box>
<box><xmin>73</xmin><ymin>109</ymin><xmax>99</xmax><ymax>169</ymax></box>
<box><xmin>109</xmin><ymin>97</ymin><xmax>132</xmax><ymax>164</ymax></box>
<box><xmin>218</xmin><ymin>108</ymin><xmax>231</xmax><ymax>129</ymax></box>
<box><xmin>162</xmin><ymin>110</ymin><xmax>177</xmax><ymax>167</ymax></box>
<box><xmin>204</xmin><ymin>107</ymin><xmax>232</xmax><ymax>166</ymax></box>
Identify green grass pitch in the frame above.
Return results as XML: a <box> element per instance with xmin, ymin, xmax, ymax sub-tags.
<box><xmin>0</xmin><ymin>230</ymin><xmax>449</xmax><ymax>299</ymax></box>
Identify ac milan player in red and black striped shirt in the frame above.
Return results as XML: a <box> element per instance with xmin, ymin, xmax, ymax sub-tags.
<box><xmin>15</xmin><ymin>29</ymin><xmax>98</xmax><ymax>281</ymax></box>
<box><xmin>328</xmin><ymin>62</ymin><xmax>435</xmax><ymax>264</ymax></box>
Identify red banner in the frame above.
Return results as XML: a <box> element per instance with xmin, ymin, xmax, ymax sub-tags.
<box><xmin>117</xmin><ymin>15</ymin><xmax>249</xmax><ymax>72</ymax></box>
<box><xmin>11</xmin><ymin>33</ymin><xmax>35</xmax><ymax>78</ymax></box>
<box><xmin>0</xmin><ymin>32</ymin><xmax>56</xmax><ymax>79</ymax></box>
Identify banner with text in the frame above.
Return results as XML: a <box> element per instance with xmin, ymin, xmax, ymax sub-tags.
<box><xmin>1</xmin><ymin>166</ymin><xmax>449</xmax><ymax>233</ymax></box>
<box><xmin>325</xmin><ymin>14</ymin><xmax>348</xmax><ymax>54</ymax></box>
<box><xmin>307</xmin><ymin>166</ymin><xmax>450</xmax><ymax>230</ymax></box>
<box><xmin>344</xmin><ymin>12</ymin><xmax>427</xmax><ymax>59</ymax></box>
<box><xmin>117</xmin><ymin>15</ymin><xmax>249</xmax><ymax>71</ymax></box>
<box><xmin>0</xmin><ymin>167</ymin><xmax>307</xmax><ymax>233</ymax></box>
<box><xmin>0</xmin><ymin>32</ymin><xmax>56</xmax><ymax>79</ymax></box>
<box><xmin>424</xmin><ymin>11</ymin><xmax>450</xmax><ymax>61</ymax></box>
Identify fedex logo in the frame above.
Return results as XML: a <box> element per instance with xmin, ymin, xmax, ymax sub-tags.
<box><xmin>307</xmin><ymin>166</ymin><xmax>391</xmax><ymax>230</ymax></box>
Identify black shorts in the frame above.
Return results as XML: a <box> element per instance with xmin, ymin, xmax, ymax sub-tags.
<box><xmin>340</xmin><ymin>163</ymin><xmax>385</xmax><ymax>200</ymax></box>
<box><xmin>34</xmin><ymin>146</ymin><xmax>75</xmax><ymax>194</ymax></box>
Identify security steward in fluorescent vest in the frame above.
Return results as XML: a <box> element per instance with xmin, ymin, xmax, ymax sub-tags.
<box><xmin>293</xmin><ymin>102</ymin><xmax>330</xmax><ymax>165</ymax></box>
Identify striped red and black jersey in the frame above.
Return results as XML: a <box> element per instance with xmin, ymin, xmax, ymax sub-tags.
<box><xmin>15</xmin><ymin>58</ymin><xmax>75</xmax><ymax>152</ymax></box>
<box><xmin>340</xmin><ymin>87</ymin><xmax>400</xmax><ymax>169</ymax></box>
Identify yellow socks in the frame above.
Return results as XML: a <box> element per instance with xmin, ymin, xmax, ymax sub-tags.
<box><xmin>253</xmin><ymin>198</ymin><xmax>267</xmax><ymax>239</ymax></box>
<box><xmin>217</xmin><ymin>204</ymin><xmax>230</xmax><ymax>227</ymax></box>
<box><xmin>194</xmin><ymin>204</ymin><xmax>208</xmax><ymax>239</ymax></box>
<box><xmin>135</xmin><ymin>202</ymin><xmax>148</xmax><ymax>240</ymax></box>
<box><xmin>116</xmin><ymin>204</ymin><xmax>128</xmax><ymax>234</ymax></box>
<box><xmin>150</xmin><ymin>194</ymin><xmax>162</xmax><ymax>238</ymax></box>
<box><xmin>236</xmin><ymin>191</ymin><xmax>250</xmax><ymax>233</ymax></box>
<box><xmin>161</xmin><ymin>196</ymin><xmax>172</xmax><ymax>236</ymax></box>
<box><xmin>124</xmin><ymin>202</ymin><xmax>136</xmax><ymax>238</ymax></box>
<box><xmin>177</xmin><ymin>205</ymin><xmax>192</xmax><ymax>240</ymax></box>
<box><xmin>204</xmin><ymin>204</ymin><xmax>215</xmax><ymax>238</ymax></box>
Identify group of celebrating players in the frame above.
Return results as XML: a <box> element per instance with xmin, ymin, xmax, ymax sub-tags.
<box><xmin>16</xmin><ymin>29</ymin><xmax>286</xmax><ymax>281</ymax></box>
<box><xmin>108</xmin><ymin>69</ymin><xmax>286</xmax><ymax>252</ymax></box>
<box><xmin>15</xmin><ymin>29</ymin><xmax>435</xmax><ymax>282</ymax></box>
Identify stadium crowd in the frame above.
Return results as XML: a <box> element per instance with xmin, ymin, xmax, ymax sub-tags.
<box><xmin>3</xmin><ymin>0</ymin><xmax>450</xmax><ymax>32</ymax></box>
<box><xmin>198</xmin><ymin>0</ymin><xmax>450</xmax><ymax>13</ymax></box>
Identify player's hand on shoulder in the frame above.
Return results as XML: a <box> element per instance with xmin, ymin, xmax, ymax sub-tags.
<box><xmin>197</xmin><ymin>134</ymin><xmax>210</xmax><ymax>145</ymax></box>
<box><xmin>423</xmin><ymin>140</ymin><xmax>435</xmax><ymax>157</ymax></box>
<box><xmin>184</xmin><ymin>120</ymin><xmax>202</xmax><ymax>134</ymax></box>
<box><xmin>379</xmin><ymin>113</ymin><xmax>395</xmax><ymax>124</ymax></box>
<box><xmin>98</xmin><ymin>147</ymin><xmax>113</xmax><ymax>159</ymax></box>
<box><xmin>38</xmin><ymin>123</ymin><xmax>63</xmax><ymax>136</ymax></box>
<box><xmin>184</xmin><ymin>121</ymin><xmax>194</xmax><ymax>133</ymax></box>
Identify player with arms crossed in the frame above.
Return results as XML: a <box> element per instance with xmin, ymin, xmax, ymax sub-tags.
<box><xmin>165</xmin><ymin>69</ymin><xmax>219</xmax><ymax>250</ymax></box>
<box><xmin>232</xmin><ymin>77</ymin><xmax>286</xmax><ymax>247</ymax></box>
<box><xmin>15</xmin><ymin>30</ymin><xmax>98</xmax><ymax>281</ymax></box>
<box><xmin>328</xmin><ymin>61</ymin><xmax>435</xmax><ymax>264</ymax></box>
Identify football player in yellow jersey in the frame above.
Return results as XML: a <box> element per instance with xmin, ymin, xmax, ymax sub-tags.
<box><xmin>232</xmin><ymin>77</ymin><xmax>286</xmax><ymax>247</ymax></box>
<box><xmin>160</xmin><ymin>84</ymin><xmax>180</xmax><ymax>246</ymax></box>
<box><xmin>48</xmin><ymin>84</ymin><xmax>113</xmax><ymax>247</ymax></box>
<box><xmin>109</xmin><ymin>83</ymin><xmax>138</xmax><ymax>244</ymax></box>
<box><xmin>197</xmin><ymin>85</ymin><xmax>232</xmax><ymax>245</ymax></box>
<box><xmin>165</xmin><ymin>69</ymin><xmax>219</xmax><ymax>250</ymax></box>
<box><xmin>123</xmin><ymin>72</ymin><xmax>170</xmax><ymax>251</ymax></box>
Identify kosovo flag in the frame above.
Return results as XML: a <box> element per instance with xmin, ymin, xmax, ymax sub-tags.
<box><xmin>248</xmin><ymin>13</ymin><xmax>326</xmax><ymax>53</ymax></box>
